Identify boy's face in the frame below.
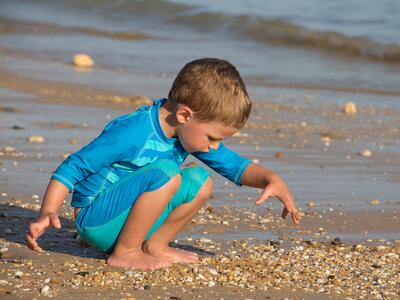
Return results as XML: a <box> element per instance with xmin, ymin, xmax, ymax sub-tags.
<box><xmin>177</xmin><ymin>118</ymin><xmax>238</xmax><ymax>153</ymax></box>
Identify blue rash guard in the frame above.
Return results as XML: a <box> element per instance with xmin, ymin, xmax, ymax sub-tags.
<box><xmin>52</xmin><ymin>98</ymin><xmax>252</xmax><ymax>209</ymax></box>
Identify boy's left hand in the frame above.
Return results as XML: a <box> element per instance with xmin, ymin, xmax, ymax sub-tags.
<box><xmin>255</xmin><ymin>175</ymin><xmax>301</xmax><ymax>225</ymax></box>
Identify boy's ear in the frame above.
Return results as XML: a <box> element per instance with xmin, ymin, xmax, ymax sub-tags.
<box><xmin>176</xmin><ymin>105</ymin><xmax>194</xmax><ymax>124</ymax></box>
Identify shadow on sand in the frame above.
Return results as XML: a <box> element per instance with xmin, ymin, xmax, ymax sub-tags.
<box><xmin>0</xmin><ymin>203</ymin><xmax>215</xmax><ymax>260</ymax></box>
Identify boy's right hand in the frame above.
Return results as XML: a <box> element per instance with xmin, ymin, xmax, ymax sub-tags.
<box><xmin>26</xmin><ymin>213</ymin><xmax>61</xmax><ymax>253</ymax></box>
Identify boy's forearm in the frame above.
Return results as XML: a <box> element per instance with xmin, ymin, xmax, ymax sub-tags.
<box><xmin>240</xmin><ymin>163</ymin><xmax>279</xmax><ymax>188</ymax></box>
<box><xmin>39</xmin><ymin>179</ymin><xmax>70</xmax><ymax>215</ymax></box>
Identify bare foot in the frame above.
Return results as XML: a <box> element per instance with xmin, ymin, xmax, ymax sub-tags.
<box><xmin>143</xmin><ymin>242</ymin><xmax>199</xmax><ymax>264</ymax></box>
<box><xmin>107</xmin><ymin>248</ymin><xmax>171</xmax><ymax>271</ymax></box>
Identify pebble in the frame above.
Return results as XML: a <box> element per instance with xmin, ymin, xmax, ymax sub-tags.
<box><xmin>331</xmin><ymin>237</ymin><xmax>343</xmax><ymax>246</ymax></box>
<box><xmin>27</xmin><ymin>135</ymin><xmax>45</xmax><ymax>143</ymax></box>
<box><xmin>14</xmin><ymin>271</ymin><xmax>23</xmax><ymax>278</ymax></box>
<box><xmin>275</xmin><ymin>152</ymin><xmax>284</xmax><ymax>159</ymax></box>
<box><xmin>375</xmin><ymin>245</ymin><xmax>386</xmax><ymax>251</ymax></box>
<box><xmin>354</xmin><ymin>244</ymin><xmax>363</xmax><ymax>251</ymax></box>
<box><xmin>3</xmin><ymin>146</ymin><xmax>15</xmax><ymax>152</ymax></box>
<box><xmin>343</xmin><ymin>102</ymin><xmax>357</xmax><ymax>114</ymax></box>
<box><xmin>68</xmin><ymin>139</ymin><xmax>79</xmax><ymax>145</ymax></box>
<box><xmin>370</xmin><ymin>199</ymin><xmax>380</xmax><ymax>205</ymax></box>
<box><xmin>359</xmin><ymin>149</ymin><xmax>372</xmax><ymax>157</ymax></box>
<box><xmin>40</xmin><ymin>285</ymin><xmax>50</xmax><ymax>294</ymax></box>
<box><xmin>307</xmin><ymin>202</ymin><xmax>316</xmax><ymax>208</ymax></box>
<box><xmin>73</xmin><ymin>53</ymin><xmax>95</xmax><ymax>68</ymax></box>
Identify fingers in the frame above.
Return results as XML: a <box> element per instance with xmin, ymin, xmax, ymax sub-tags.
<box><xmin>26</xmin><ymin>222</ymin><xmax>46</xmax><ymax>253</ymax></box>
<box><xmin>255</xmin><ymin>188</ymin><xmax>273</xmax><ymax>205</ymax></box>
<box><xmin>280</xmin><ymin>195</ymin><xmax>301</xmax><ymax>225</ymax></box>
<box><xmin>50</xmin><ymin>214</ymin><xmax>62</xmax><ymax>229</ymax></box>
<box><xmin>291</xmin><ymin>210</ymin><xmax>301</xmax><ymax>225</ymax></box>
<box><xmin>25</xmin><ymin>232</ymin><xmax>43</xmax><ymax>253</ymax></box>
<box><xmin>281</xmin><ymin>207</ymin><xmax>288</xmax><ymax>219</ymax></box>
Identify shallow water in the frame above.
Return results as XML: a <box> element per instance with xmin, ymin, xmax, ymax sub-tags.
<box><xmin>1</xmin><ymin>0</ymin><xmax>400</xmax><ymax>97</ymax></box>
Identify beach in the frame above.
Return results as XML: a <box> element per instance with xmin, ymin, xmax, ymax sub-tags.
<box><xmin>1</xmin><ymin>1</ymin><xmax>400</xmax><ymax>299</ymax></box>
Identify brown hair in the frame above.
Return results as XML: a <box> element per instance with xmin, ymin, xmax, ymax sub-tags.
<box><xmin>168</xmin><ymin>58</ymin><xmax>252</xmax><ymax>129</ymax></box>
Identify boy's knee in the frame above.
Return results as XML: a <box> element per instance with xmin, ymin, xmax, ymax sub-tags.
<box><xmin>195</xmin><ymin>177</ymin><xmax>213</xmax><ymax>202</ymax></box>
<box><xmin>168</xmin><ymin>173</ymin><xmax>182</xmax><ymax>193</ymax></box>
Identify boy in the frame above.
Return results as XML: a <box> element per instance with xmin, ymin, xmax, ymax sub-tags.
<box><xmin>26</xmin><ymin>58</ymin><xmax>301</xmax><ymax>271</ymax></box>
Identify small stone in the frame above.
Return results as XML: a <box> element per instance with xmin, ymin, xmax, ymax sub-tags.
<box><xmin>208</xmin><ymin>268</ymin><xmax>218</xmax><ymax>276</ymax></box>
<box><xmin>375</xmin><ymin>245</ymin><xmax>386</xmax><ymax>251</ymax></box>
<box><xmin>40</xmin><ymin>285</ymin><xmax>50</xmax><ymax>294</ymax></box>
<box><xmin>75</xmin><ymin>271</ymin><xmax>90</xmax><ymax>276</ymax></box>
<box><xmin>144</xmin><ymin>284</ymin><xmax>151</xmax><ymax>290</ymax></box>
<box><xmin>206</xmin><ymin>206</ymin><xmax>215</xmax><ymax>213</ymax></box>
<box><xmin>200</xmin><ymin>238</ymin><xmax>212</xmax><ymax>243</ymax></box>
<box><xmin>14</xmin><ymin>271</ymin><xmax>23</xmax><ymax>278</ymax></box>
<box><xmin>343</xmin><ymin>102</ymin><xmax>357</xmax><ymax>114</ymax></box>
<box><xmin>307</xmin><ymin>202</ymin><xmax>316</xmax><ymax>208</ymax></box>
<box><xmin>320</xmin><ymin>136</ymin><xmax>331</xmax><ymax>143</ymax></box>
<box><xmin>28</xmin><ymin>135</ymin><xmax>45</xmax><ymax>143</ymax></box>
<box><xmin>12</xmin><ymin>125</ymin><xmax>24</xmax><ymax>130</ymax></box>
<box><xmin>275</xmin><ymin>152</ymin><xmax>284</xmax><ymax>159</ymax></box>
<box><xmin>3</xmin><ymin>146</ymin><xmax>15</xmax><ymax>152</ymax></box>
<box><xmin>331</xmin><ymin>237</ymin><xmax>343</xmax><ymax>246</ymax></box>
<box><xmin>44</xmin><ymin>278</ymin><xmax>51</xmax><ymax>284</ymax></box>
<box><xmin>73</xmin><ymin>53</ymin><xmax>95</xmax><ymax>68</ymax></box>
<box><xmin>359</xmin><ymin>149</ymin><xmax>372</xmax><ymax>157</ymax></box>
<box><xmin>370</xmin><ymin>199</ymin><xmax>380</xmax><ymax>205</ymax></box>
<box><xmin>354</xmin><ymin>244</ymin><xmax>363</xmax><ymax>251</ymax></box>
<box><xmin>68</xmin><ymin>139</ymin><xmax>79</xmax><ymax>145</ymax></box>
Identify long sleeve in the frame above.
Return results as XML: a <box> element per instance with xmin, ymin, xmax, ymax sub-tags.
<box><xmin>193</xmin><ymin>143</ymin><xmax>251</xmax><ymax>185</ymax></box>
<box><xmin>51</xmin><ymin>120</ymin><xmax>138</xmax><ymax>191</ymax></box>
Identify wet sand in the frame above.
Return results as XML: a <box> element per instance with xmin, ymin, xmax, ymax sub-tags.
<box><xmin>0</xmin><ymin>67</ymin><xmax>399</xmax><ymax>300</ymax></box>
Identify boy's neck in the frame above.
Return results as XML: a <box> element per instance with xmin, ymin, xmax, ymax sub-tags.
<box><xmin>159</xmin><ymin>99</ymin><xmax>178</xmax><ymax>138</ymax></box>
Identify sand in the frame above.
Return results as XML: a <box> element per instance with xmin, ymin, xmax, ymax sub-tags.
<box><xmin>0</xmin><ymin>66</ymin><xmax>399</xmax><ymax>300</ymax></box>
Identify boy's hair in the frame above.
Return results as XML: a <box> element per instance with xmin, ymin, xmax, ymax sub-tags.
<box><xmin>168</xmin><ymin>58</ymin><xmax>252</xmax><ymax>129</ymax></box>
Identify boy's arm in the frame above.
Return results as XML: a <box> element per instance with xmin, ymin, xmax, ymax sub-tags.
<box><xmin>240</xmin><ymin>163</ymin><xmax>301</xmax><ymax>225</ymax></box>
<box><xmin>193</xmin><ymin>143</ymin><xmax>251</xmax><ymax>185</ymax></box>
<box><xmin>26</xmin><ymin>180</ymin><xmax>69</xmax><ymax>253</ymax></box>
<box><xmin>194</xmin><ymin>143</ymin><xmax>300</xmax><ymax>224</ymax></box>
<box><xmin>51</xmin><ymin>120</ymin><xmax>138</xmax><ymax>192</ymax></box>
<box><xmin>27</xmin><ymin>119</ymin><xmax>143</xmax><ymax>252</ymax></box>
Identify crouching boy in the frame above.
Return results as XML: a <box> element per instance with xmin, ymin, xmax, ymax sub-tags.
<box><xmin>26</xmin><ymin>58</ymin><xmax>301</xmax><ymax>270</ymax></box>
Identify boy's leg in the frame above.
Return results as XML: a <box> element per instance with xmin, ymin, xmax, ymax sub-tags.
<box><xmin>144</xmin><ymin>172</ymin><xmax>213</xmax><ymax>263</ymax></box>
<box><xmin>107</xmin><ymin>174</ymin><xmax>181</xmax><ymax>270</ymax></box>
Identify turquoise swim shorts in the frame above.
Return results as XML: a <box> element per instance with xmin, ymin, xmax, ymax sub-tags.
<box><xmin>74</xmin><ymin>159</ymin><xmax>210</xmax><ymax>253</ymax></box>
